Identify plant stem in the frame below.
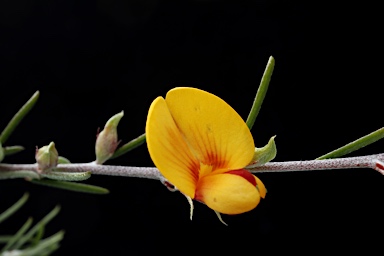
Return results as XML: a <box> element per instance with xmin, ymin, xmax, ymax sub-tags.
<box><xmin>57</xmin><ymin>163</ymin><xmax>163</xmax><ymax>179</ymax></box>
<box><xmin>1</xmin><ymin>153</ymin><xmax>384</xmax><ymax>179</ymax></box>
<box><xmin>0</xmin><ymin>162</ymin><xmax>162</xmax><ymax>180</ymax></box>
<box><xmin>247</xmin><ymin>153</ymin><xmax>384</xmax><ymax>174</ymax></box>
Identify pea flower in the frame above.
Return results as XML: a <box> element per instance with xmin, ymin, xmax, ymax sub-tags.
<box><xmin>146</xmin><ymin>87</ymin><xmax>266</xmax><ymax>216</ymax></box>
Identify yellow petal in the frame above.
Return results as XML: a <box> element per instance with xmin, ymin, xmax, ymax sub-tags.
<box><xmin>165</xmin><ymin>87</ymin><xmax>255</xmax><ymax>174</ymax></box>
<box><xmin>146</xmin><ymin>96</ymin><xmax>199</xmax><ymax>198</ymax></box>
<box><xmin>254</xmin><ymin>175</ymin><xmax>267</xmax><ymax>198</ymax></box>
<box><xmin>195</xmin><ymin>173</ymin><xmax>261</xmax><ymax>214</ymax></box>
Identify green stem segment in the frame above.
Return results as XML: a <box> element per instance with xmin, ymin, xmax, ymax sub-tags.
<box><xmin>246</xmin><ymin>56</ymin><xmax>275</xmax><ymax>130</ymax></box>
<box><xmin>0</xmin><ymin>91</ymin><xmax>40</xmax><ymax>144</ymax></box>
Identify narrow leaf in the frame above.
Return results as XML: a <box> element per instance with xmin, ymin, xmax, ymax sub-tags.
<box><xmin>3</xmin><ymin>146</ymin><xmax>25</xmax><ymax>156</ymax></box>
<box><xmin>12</xmin><ymin>205</ymin><xmax>60</xmax><ymax>249</ymax></box>
<box><xmin>41</xmin><ymin>171</ymin><xmax>91</xmax><ymax>181</ymax></box>
<box><xmin>0</xmin><ymin>193</ymin><xmax>29</xmax><ymax>224</ymax></box>
<box><xmin>0</xmin><ymin>236</ymin><xmax>13</xmax><ymax>244</ymax></box>
<box><xmin>0</xmin><ymin>143</ymin><xmax>4</xmax><ymax>163</ymax></box>
<box><xmin>30</xmin><ymin>225</ymin><xmax>45</xmax><ymax>247</ymax></box>
<box><xmin>0</xmin><ymin>171</ymin><xmax>40</xmax><ymax>180</ymax></box>
<box><xmin>1</xmin><ymin>218</ymin><xmax>33</xmax><ymax>252</ymax></box>
<box><xmin>246</xmin><ymin>56</ymin><xmax>275</xmax><ymax>130</ymax></box>
<box><xmin>0</xmin><ymin>91</ymin><xmax>40</xmax><ymax>144</ymax></box>
<box><xmin>57</xmin><ymin>156</ymin><xmax>71</xmax><ymax>164</ymax></box>
<box><xmin>30</xmin><ymin>179</ymin><xmax>109</xmax><ymax>194</ymax></box>
<box><xmin>316</xmin><ymin>127</ymin><xmax>384</xmax><ymax>160</ymax></box>
<box><xmin>18</xmin><ymin>230</ymin><xmax>64</xmax><ymax>256</ymax></box>
<box><xmin>111</xmin><ymin>133</ymin><xmax>146</xmax><ymax>159</ymax></box>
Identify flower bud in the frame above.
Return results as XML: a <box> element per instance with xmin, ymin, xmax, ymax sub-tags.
<box><xmin>95</xmin><ymin>111</ymin><xmax>124</xmax><ymax>164</ymax></box>
<box><xmin>35</xmin><ymin>142</ymin><xmax>59</xmax><ymax>171</ymax></box>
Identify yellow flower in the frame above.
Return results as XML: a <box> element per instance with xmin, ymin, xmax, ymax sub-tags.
<box><xmin>146</xmin><ymin>87</ymin><xmax>266</xmax><ymax>215</ymax></box>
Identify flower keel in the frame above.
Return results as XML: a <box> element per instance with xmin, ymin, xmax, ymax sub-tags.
<box><xmin>195</xmin><ymin>172</ymin><xmax>261</xmax><ymax>215</ymax></box>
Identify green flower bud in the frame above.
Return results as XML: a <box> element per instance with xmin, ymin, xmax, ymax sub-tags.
<box><xmin>36</xmin><ymin>142</ymin><xmax>59</xmax><ymax>171</ymax></box>
<box><xmin>95</xmin><ymin>111</ymin><xmax>124</xmax><ymax>164</ymax></box>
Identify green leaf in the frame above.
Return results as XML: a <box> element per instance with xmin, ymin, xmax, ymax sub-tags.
<box><xmin>316</xmin><ymin>127</ymin><xmax>384</xmax><ymax>160</ymax></box>
<box><xmin>247</xmin><ymin>136</ymin><xmax>277</xmax><ymax>167</ymax></box>
<box><xmin>1</xmin><ymin>218</ymin><xmax>33</xmax><ymax>252</ymax></box>
<box><xmin>30</xmin><ymin>225</ymin><xmax>45</xmax><ymax>247</ymax></box>
<box><xmin>0</xmin><ymin>236</ymin><xmax>13</xmax><ymax>244</ymax></box>
<box><xmin>0</xmin><ymin>193</ymin><xmax>29</xmax><ymax>224</ymax></box>
<box><xmin>57</xmin><ymin>156</ymin><xmax>71</xmax><ymax>164</ymax></box>
<box><xmin>30</xmin><ymin>179</ymin><xmax>109</xmax><ymax>194</ymax></box>
<box><xmin>18</xmin><ymin>230</ymin><xmax>64</xmax><ymax>256</ymax></box>
<box><xmin>110</xmin><ymin>133</ymin><xmax>146</xmax><ymax>159</ymax></box>
<box><xmin>0</xmin><ymin>91</ymin><xmax>39</xmax><ymax>144</ymax></box>
<box><xmin>41</xmin><ymin>171</ymin><xmax>91</xmax><ymax>181</ymax></box>
<box><xmin>0</xmin><ymin>171</ymin><xmax>40</xmax><ymax>180</ymax></box>
<box><xmin>3</xmin><ymin>146</ymin><xmax>25</xmax><ymax>156</ymax></box>
<box><xmin>12</xmin><ymin>205</ymin><xmax>60</xmax><ymax>250</ymax></box>
<box><xmin>0</xmin><ymin>143</ymin><xmax>4</xmax><ymax>163</ymax></box>
<box><xmin>246</xmin><ymin>56</ymin><xmax>275</xmax><ymax>130</ymax></box>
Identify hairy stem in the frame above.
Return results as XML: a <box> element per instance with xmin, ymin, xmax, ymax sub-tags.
<box><xmin>247</xmin><ymin>153</ymin><xmax>384</xmax><ymax>174</ymax></box>
<box><xmin>0</xmin><ymin>162</ymin><xmax>162</xmax><ymax>180</ymax></box>
<box><xmin>1</xmin><ymin>154</ymin><xmax>384</xmax><ymax>180</ymax></box>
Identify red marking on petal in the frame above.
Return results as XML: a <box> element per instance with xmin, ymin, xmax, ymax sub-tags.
<box><xmin>226</xmin><ymin>169</ymin><xmax>257</xmax><ymax>187</ymax></box>
<box><xmin>205</xmin><ymin>152</ymin><xmax>228</xmax><ymax>170</ymax></box>
<box><xmin>164</xmin><ymin>181</ymin><xmax>175</xmax><ymax>190</ymax></box>
<box><xmin>376</xmin><ymin>162</ymin><xmax>384</xmax><ymax>170</ymax></box>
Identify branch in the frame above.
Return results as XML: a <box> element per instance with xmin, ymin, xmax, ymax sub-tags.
<box><xmin>1</xmin><ymin>153</ymin><xmax>384</xmax><ymax>180</ymax></box>
<box><xmin>0</xmin><ymin>162</ymin><xmax>162</xmax><ymax>180</ymax></box>
<box><xmin>247</xmin><ymin>153</ymin><xmax>384</xmax><ymax>175</ymax></box>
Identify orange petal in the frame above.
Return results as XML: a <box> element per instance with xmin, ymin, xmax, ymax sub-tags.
<box><xmin>195</xmin><ymin>173</ymin><xmax>261</xmax><ymax>214</ymax></box>
<box><xmin>165</xmin><ymin>87</ymin><xmax>255</xmax><ymax>174</ymax></box>
<box><xmin>146</xmin><ymin>96</ymin><xmax>199</xmax><ymax>198</ymax></box>
<box><xmin>254</xmin><ymin>175</ymin><xmax>267</xmax><ymax>198</ymax></box>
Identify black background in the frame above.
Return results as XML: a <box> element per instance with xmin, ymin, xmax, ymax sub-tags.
<box><xmin>1</xmin><ymin>0</ymin><xmax>382</xmax><ymax>255</ymax></box>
